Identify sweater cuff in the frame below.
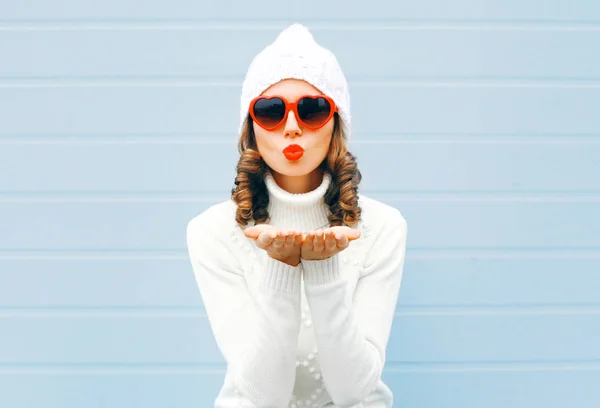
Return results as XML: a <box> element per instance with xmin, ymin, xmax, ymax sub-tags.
<box><xmin>261</xmin><ymin>257</ymin><xmax>302</xmax><ymax>293</ymax></box>
<box><xmin>301</xmin><ymin>254</ymin><xmax>341</xmax><ymax>285</ymax></box>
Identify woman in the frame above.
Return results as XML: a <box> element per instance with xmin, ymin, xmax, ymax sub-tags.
<box><xmin>186</xmin><ymin>24</ymin><xmax>408</xmax><ymax>408</ymax></box>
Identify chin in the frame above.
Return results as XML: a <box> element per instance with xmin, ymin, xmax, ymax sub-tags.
<box><xmin>268</xmin><ymin>158</ymin><xmax>320</xmax><ymax>177</ymax></box>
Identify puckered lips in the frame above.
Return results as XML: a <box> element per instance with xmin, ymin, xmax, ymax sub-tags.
<box><xmin>282</xmin><ymin>144</ymin><xmax>304</xmax><ymax>161</ymax></box>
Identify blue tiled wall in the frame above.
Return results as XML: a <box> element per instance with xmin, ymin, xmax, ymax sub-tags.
<box><xmin>1</xmin><ymin>1</ymin><xmax>599</xmax><ymax>407</ymax></box>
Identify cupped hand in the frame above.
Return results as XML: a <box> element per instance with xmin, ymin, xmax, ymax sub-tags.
<box><xmin>244</xmin><ymin>224</ymin><xmax>304</xmax><ymax>266</ymax></box>
<box><xmin>301</xmin><ymin>226</ymin><xmax>360</xmax><ymax>261</ymax></box>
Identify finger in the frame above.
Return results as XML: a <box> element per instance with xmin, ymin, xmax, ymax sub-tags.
<box><xmin>324</xmin><ymin>230</ymin><xmax>337</xmax><ymax>251</ymax></box>
<box><xmin>271</xmin><ymin>231</ymin><xmax>286</xmax><ymax>249</ymax></box>
<box><xmin>244</xmin><ymin>224</ymin><xmax>273</xmax><ymax>239</ymax></box>
<box><xmin>257</xmin><ymin>229</ymin><xmax>276</xmax><ymax>248</ymax></box>
<box><xmin>294</xmin><ymin>231</ymin><xmax>304</xmax><ymax>247</ymax></box>
<box><xmin>331</xmin><ymin>226</ymin><xmax>361</xmax><ymax>241</ymax></box>
<box><xmin>336</xmin><ymin>233</ymin><xmax>349</xmax><ymax>249</ymax></box>
<box><xmin>313</xmin><ymin>230</ymin><xmax>325</xmax><ymax>251</ymax></box>
<box><xmin>243</xmin><ymin>226</ymin><xmax>259</xmax><ymax>239</ymax></box>
<box><xmin>283</xmin><ymin>230</ymin><xmax>296</xmax><ymax>248</ymax></box>
<box><xmin>345</xmin><ymin>228</ymin><xmax>361</xmax><ymax>241</ymax></box>
<box><xmin>302</xmin><ymin>232</ymin><xmax>315</xmax><ymax>251</ymax></box>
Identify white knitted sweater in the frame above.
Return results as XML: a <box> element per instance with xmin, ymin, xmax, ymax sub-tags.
<box><xmin>186</xmin><ymin>171</ymin><xmax>408</xmax><ymax>408</ymax></box>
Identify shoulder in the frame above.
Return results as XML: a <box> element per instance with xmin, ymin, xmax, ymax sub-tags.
<box><xmin>357</xmin><ymin>193</ymin><xmax>408</xmax><ymax>234</ymax></box>
<box><xmin>186</xmin><ymin>199</ymin><xmax>250</xmax><ymax>271</ymax></box>
<box><xmin>186</xmin><ymin>199</ymin><xmax>239</xmax><ymax>241</ymax></box>
<box><xmin>355</xmin><ymin>194</ymin><xmax>408</xmax><ymax>272</ymax></box>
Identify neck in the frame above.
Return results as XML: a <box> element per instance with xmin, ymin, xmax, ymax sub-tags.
<box><xmin>271</xmin><ymin>168</ymin><xmax>325</xmax><ymax>194</ymax></box>
<box><xmin>264</xmin><ymin>169</ymin><xmax>331</xmax><ymax>232</ymax></box>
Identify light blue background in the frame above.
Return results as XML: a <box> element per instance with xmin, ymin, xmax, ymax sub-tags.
<box><xmin>1</xmin><ymin>1</ymin><xmax>599</xmax><ymax>407</ymax></box>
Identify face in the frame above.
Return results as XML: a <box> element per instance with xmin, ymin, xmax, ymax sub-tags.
<box><xmin>251</xmin><ymin>79</ymin><xmax>335</xmax><ymax>179</ymax></box>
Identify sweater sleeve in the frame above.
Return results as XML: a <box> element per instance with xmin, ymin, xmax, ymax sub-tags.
<box><xmin>301</xmin><ymin>211</ymin><xmax>408</xmax><ymax>407</ymax></box>
<box><xmin>186</xmin><ymin>213</ymin><xmax>303</xmax><ymax>408</ymax></box>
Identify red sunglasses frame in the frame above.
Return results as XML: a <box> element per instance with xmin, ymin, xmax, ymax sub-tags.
<box><xmin>249</xmin><ymin>94</ymin><xmax>338</xmax><ymax>131</ymax></box>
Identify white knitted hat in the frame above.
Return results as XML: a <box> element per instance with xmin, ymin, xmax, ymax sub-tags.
<box><xmin>239</xmin><ymin>23</ymin><xmax>351</xmax><ymax>140</ymax></box>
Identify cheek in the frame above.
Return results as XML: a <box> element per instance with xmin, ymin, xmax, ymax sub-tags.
<box><xmin>253</xmin><ymin>126</ymin><xmax>276</xmax><ymax>152</ymax></box>
<box><xmin>312</xmin><ymin>122</ymin><xmax>334</xmax><ymax>151</ymax></box>
<box><xmin>253</xmin><ymin>126</ymin><xmax>285</xmax><ymax>167</ymax></box>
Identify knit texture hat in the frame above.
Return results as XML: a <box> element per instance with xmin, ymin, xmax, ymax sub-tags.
<box><xmin>239</xmin><ymin>24</ymin><xmax>351</xmax><ymax>140</ymax></box>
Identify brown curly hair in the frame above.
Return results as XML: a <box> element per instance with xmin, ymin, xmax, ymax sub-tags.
<box><xmin>230</xmin><ymin>113</ymin><xmax>362</xmax><ymax>229</ymax></box>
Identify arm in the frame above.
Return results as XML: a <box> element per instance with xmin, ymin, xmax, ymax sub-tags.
<box><xmin>186</xmin><ymin>213</ymin><xmax>302</xmax><ymax>407</ymax></box>
<box><xmin>301</xmin><ymin>212</ymin><xmax>408</xmax><ymax>407</ymax></box>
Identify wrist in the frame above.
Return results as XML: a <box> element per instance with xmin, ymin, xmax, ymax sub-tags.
<box><xmin>271</xmin><ymin>254</ymin><xmax>300</xmax><ymax>267</ymax></box>
<box><xmin>301</xmin><ymin>254</ymin><xmax>330</xmax><ymax>261</ymax></box>
<box><xmin>302</xmin><ymin>254</ymin><xmax>341</xmax><ymax>285</ymax></box>
<box><xmin>263</xmin><ymin>257</ymin><xmax>302</xmax><ymax>293</ymax></box>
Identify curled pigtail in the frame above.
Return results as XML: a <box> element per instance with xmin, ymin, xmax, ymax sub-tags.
<box><xmin>323</xmin><ymin>117</ymin><xmax>362</xmax><ymax>227</ymax></box>
<box><xmin>231</xmin><ymin>119</ymin><xmax>270</xmax><ymax>227</ymax></box>
<box><xmin>230</xmin><ymin>149</ymin><xmax>270</xmax><ymax>227</ymax></box>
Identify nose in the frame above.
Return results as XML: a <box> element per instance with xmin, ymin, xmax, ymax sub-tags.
<box><xmin>283</xmin><ymin>110</ymin><xmax>302</xmax><ymax>138</ymax></box>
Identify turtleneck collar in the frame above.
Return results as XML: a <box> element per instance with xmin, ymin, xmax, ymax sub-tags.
<box><xmin>264</xmin><ymin>170</ymin><xmax>332</xmax><ymax>232</ymax></box>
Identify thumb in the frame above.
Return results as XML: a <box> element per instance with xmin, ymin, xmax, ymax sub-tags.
<box><xmin>244</xmin><ymin>224</ymin><xmax>273</xmax><ymax>239</ymax></box>
<box><xmin>331</xmin><ymin>226</ymin><xmax>361</xmax><ymax>241</ymax></box>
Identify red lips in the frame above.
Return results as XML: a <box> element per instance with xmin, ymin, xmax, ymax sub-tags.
<box><xmin>282</xmin><ymin>144</ymin><xmax>304</xmax><ymax>161</ymax></box>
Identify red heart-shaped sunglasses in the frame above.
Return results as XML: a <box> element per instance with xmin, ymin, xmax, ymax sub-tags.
<box><xmin>249</xmin><ymin>94</ymin><xmax>338</xmax><ymax>131</ymax></box>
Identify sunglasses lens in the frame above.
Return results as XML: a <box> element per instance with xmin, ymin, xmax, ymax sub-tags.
<box><xmin>252</xmin><ymin>97</ymin><xmax>285</xmax><ymax>128</ymax></box>
<box><xmin>297</xmin><ymin>97</ymin><xmax>332</xmax><ymax>127</ymax></box>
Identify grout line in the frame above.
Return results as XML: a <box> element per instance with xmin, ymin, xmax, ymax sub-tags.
<box><xmin>1</xmin><ymin>248</ymin><xmax>600</xmax><ymax>260</ymax></box>
<box><xmin>0</xmin><ymin>305</ymin><xmax>599</xmax><ymax>317</ymax></box>
<box><xmin>1</xmin><ymin>360</ymin><xmax>600</xmax><ymax>374</ymax></box>
<box><xmin>3</xmin><ymin>76</ymin><xmax>600</xmax><ymax>83</ymax></box>
<box><xmin>385</xmin><ymin>360</ymin><xmax>600</xmax><ymax>372</ymax></box>
<box><xmin>1</xmin><ymin>192</ymin><xmax>600</xmax><ymax>202</ymax></box>
<box><xmin>3</xmin><ymin>79</ymin><xmax>600</xmax><ymax>88</ymax></box>
<box><xmin>1</xmin><ymin>134</ymin><xmax>600</xmax><ymax>144</ymax></box>
<box><xmin>1</xmin><ymin>20</ymin><xmax>600</xmax><ymax>31</ymax></box>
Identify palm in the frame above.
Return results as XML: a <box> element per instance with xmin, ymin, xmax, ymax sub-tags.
<box><xmin>244</xmin><ymin>224</ymin><xmax>304</xmax><ymax>266</ymax></box>
<box><xmin>301</xmin><ymin>226</ymin><xmax>360</xmax><ymax>261</ymax></box>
